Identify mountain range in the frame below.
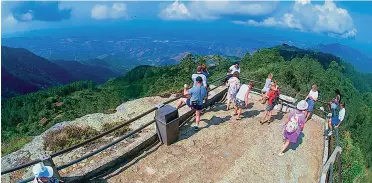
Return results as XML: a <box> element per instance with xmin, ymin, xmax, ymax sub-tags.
<box><xmin>313</xmin><ymin>43</ymin><xmax>372</xmax><ymax>73</ymax></box>
<box><xmin>1</xmin><ymin>46</ymin><xmax>120</xmax><ymax>99</ymax></box>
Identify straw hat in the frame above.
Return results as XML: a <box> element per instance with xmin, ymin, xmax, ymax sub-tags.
<box><xmin>296</xmin><ymin>100</ymin><xmax>308</xmax><ymax>111</ymax></box>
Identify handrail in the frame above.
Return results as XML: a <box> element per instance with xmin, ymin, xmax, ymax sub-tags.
<box><xmin>3</xmin><ymin>74</ymin><xmax>340</xmax><ymax>183</ymax></box>
<box><xmin>15</xmin><ymin>79</ymin><xmax>227</xmax><ymax>183</ymax></box>
<box><xmin>2</xmin><ymin>76</ymin><xmax>225</xmax><ymax>176</ymax></box>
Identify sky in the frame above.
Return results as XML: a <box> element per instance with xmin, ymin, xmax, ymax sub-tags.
<box><xmin>1</xmin><ymin>1</ymin><xmax>372</xmax><ymax>51</ymax></box>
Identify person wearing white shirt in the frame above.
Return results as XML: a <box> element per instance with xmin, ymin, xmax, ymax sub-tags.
<box><xmin>328</xmin><ymin>102</ymin><xmax>346</xmax><ymax>136</ymax></box>
<box><xmin>229</xmin><ymin>64</ymin><xmax>240</xmax><ymax>74</ymax></box>
<box><xmin>305</xmin><ymin>84</ymin><xmax>318</xmax><ymax>122</ymax></box>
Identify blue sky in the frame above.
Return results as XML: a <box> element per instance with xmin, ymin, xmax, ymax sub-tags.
<box><xmin>1</xmin><ymin>1</ymin><xmax>372</xmax><ymax>47</ymax></box>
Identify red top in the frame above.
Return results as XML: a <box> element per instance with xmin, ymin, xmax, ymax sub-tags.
<box><xmin>267</xmin><ymin>89</ymin><xmax>280</xmax><ymax>105</ymax></box>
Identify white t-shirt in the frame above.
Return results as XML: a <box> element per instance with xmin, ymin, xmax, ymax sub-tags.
<box><xmin>338</xmin><ymin>108</ymin><xmax>346</xmax><ymax>121</ymax></box>
<box><xmin>192</xmin><ymin>73</ymin><xmax>207</xmax><ymax>87</ymax></box>
<box><xmin>308</xmin><ymin>90</ymin><xmax>318</xmax><ymax>101</ymax></box>
<box><xmin>229</xmin><ymin>65</ymin><xmax>241</xmax><ymax>74</ymax></box>
<box><xmin>236</xmin><ymin>84</ymin><xmax>250</xmax><ymax>101</ymax></box>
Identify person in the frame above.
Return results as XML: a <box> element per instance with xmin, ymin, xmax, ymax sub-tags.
<box><xmin>177</xmin><ymin>76</ymin><xmax>207</xmax><ymax>131</ymax></box>
<box><xmin>192</xmin><ymin>66</ymin><xmax>207</xmax><ymax>88</ymax></box>
<box><xmin>260</xmin><ymin>82</ymin><xmax>280</xmax><ymax>124</ymax></box>
<box><xmin>260</xmin><ymin>73</ymin><xmax>273</xmax><ymax>102</ymax></box>
<box><xmin>32</xmin><ymin>163</ymin><xmax>64</xmax><ymax>183</ymax></box>
<box><xmin>305</xmin><ymin>84</ymin><xmax>318</xmax><ymax>122</ymax></box>
<box><xmin>224</xmin><ymin>63</ymin><xmax>241</xmax><ymax>83</ymax></box>
<box><xmin>278</xmin><ymin>100</ymin><xmax>308</xmax><ymax>156</ymax></box>
<box><xmin>234</xmin><ymin>81</ymin><xmax>254</xmax><ymax>120</ymax></box>
<box><xmin>201</xmin><ymin>64</ymin><xmax>210</xmax><ymax>79</ymax></box>
<box><xmin>328</xmin><ymin>89</ymin><xmax>341</xmax><ymax>117</ymax></box>
<box><xmin>328</xmin><ymin>102</ymin><xmax>346</xmax><ymax>136</ymax></box>
<box><xmin>226</xmin><ymin>71</ymin><xmax>240</xmax><ymax>110</ymax></box>
<box><xmin>229</xmin><ymin>63</ymin><xmax>240</xmax><ymax>74</ymax></box>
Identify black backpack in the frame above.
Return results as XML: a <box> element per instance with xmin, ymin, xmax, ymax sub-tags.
<box><xmin>272</xmin><ymin>90</ymin><xmax>280</xmax><ymax>105</ymax></box>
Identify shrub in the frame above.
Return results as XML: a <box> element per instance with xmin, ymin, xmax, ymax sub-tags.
<box><xmin>44</xmin><ymin>125</ymin><xmax>99</xmax><ymax>152</ymax></box>
<box><xmin>1</xmin><ymin>136</ymin><xmax>32</xmax><ymax>156</ymax></box>
<box><xmin>102</xmin><ymin>121</ymin><xmax>131</xmax><ymax>137</ymax></box>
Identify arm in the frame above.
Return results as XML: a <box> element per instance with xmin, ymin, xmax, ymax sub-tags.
<box><xmin>245</xmin><ymin>90</ymin><xmax>250</xmax><ymax>107</ymax></box>
<box><xmin>335</xmin><ymin>120</ymin><xmax>342</xmax><ymax>128</ymax></box>
<box><xmin>183</xmin><ymin>87</ymin><xmax>189</xmax><ymax>96</ymax></box>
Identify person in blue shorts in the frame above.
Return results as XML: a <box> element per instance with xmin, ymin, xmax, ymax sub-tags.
<box><xmin>177</xmin><ymin>76</ymin><xmax>207</xmax><ymax>131</ymax></box>
<box><xmin>305</xmin><ymin>84</ymin><xmax>318</xmax><ymax>122</ymax></box>
<box><xmin>328</xmin><ymin>102</ymin><xmax>346</xmax><ymax>136</ymax></box>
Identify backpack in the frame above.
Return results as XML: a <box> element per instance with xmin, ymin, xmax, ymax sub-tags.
<box><xmin>286</xmin><ymin>115</ymin><xmax>299</xmax><ymax>133</ymax></box>
<box><xmin>271</xmin><ymin>90</ymin><xmax>280</xmax><ymax>105</ymax></box>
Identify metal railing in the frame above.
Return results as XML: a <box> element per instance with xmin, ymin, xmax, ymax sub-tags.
<box><xmin>2</xmin><ymin>76</ymin><xmax>226</xmax><ymax>183</ymax></box>
<box><xmin>2</xmin><ymin>74</ymin><xmax>342</xmax><ymax>183</ymax></box>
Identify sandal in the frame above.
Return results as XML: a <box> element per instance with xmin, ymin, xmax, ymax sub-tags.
<box><xmin>233</xmin><ymin>113</ymin><xmax>238</xmax><ymax>116</ymax></box>
<box><xmin>236</xmin><ymin>117</ymin><xmax>242</xmax><ymax>120</ymax></box>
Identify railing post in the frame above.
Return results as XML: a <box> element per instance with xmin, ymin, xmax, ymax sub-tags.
<box><xmin>337</xmin><ymin>152</ymin><xmax>342</xmax><ymax>183</ymax></box>
<box><xmin>329</xmin><ymin>162</ymin><xmax>334</xmax><ymax>183</ymax></box>
<box><xmin>40</xmin><ymin>154</ymin><xmax>61</xmax><ymax>179</ymax></box>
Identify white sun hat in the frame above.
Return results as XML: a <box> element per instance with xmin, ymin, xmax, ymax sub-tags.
<box><xmin>296</xmin><ymin>100</ymin><xmax>309</xmax><ymax>111</ymax></box>
<box><xmin>32</xmin><ymin>163</ymin><xmax>53</xmax><ymax>178</ymax></box>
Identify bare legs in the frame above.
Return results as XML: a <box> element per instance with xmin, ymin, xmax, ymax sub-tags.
<box><xmin>195</xmin><ymin>110</ymin><xmax>201</xmax><ymax>126</ymax></box>
<box><xmin>226</xmin><ymin>98</ymin><xmax>231</xmax><ymax>110</ymax></box>
<box><xmin>261</xmin><ymin>110</ymin><xmax>273</xmax><ymax>123</ymax></box>
<box><xmin>279</xmin><ymin>140</ymin><xmax>291</xmax><ymax>156</ymax></box>
<box><xmin>305</xmin><ymin>111</ymin><xmax>311</xmax><ymax>122</ymax></box>
<box><xmin>176</xmin><ymin>98</ymin><xmax>188</xmax><ymax>109</ymax></box>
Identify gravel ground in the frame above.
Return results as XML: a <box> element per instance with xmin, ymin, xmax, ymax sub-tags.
<box><xmin>101</xmin><ymin>94</ymin><xmax>325</xmax><ymax>183</ymax></box>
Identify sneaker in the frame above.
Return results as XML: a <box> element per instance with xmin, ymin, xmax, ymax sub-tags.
<box><xmin>278</xmin><ymin>152</ymin><xmax>284</xmax><ymax>156</ymax></box>
<box><xmin>328</xmin><ymin>130</ymin><xmax>333</xmax><ymax>136</ymax></box>
<box><xmin>194</xmin><ymin>126</ymin><xmax>199</xmax><ymax>131</ymax></box>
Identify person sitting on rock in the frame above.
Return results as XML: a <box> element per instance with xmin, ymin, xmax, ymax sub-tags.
<box><xmin>32</xmin><ymin>163</ymin><xmax>64</xmax><ymax>183</ymax></box>
<box><xmin>234</xmin><ymin>81</ymin><xmax>254</xmax><ymax>120</ymax></box>
<box><xmin>177</xmin><ymin>76</ymin><xmax>207</xmax><ymax>131</ymax></box>
<box><xmin>278</xmin><ymin>100</ymin><xmax>308</xmax><ymax>156</ymax></box>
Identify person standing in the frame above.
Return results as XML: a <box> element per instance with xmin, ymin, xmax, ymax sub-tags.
<box><xmin>177</xmin><ymin>76</ymin><xmax>207</xmax><ymax>131</ymax></box>
<box><xmin>192</xmin><ymin>66</ymin><xmax>207</xmax><ymax>88</ymax></box>
<box><xmin>229</xmin><ymin>63</ymin><xmax>241</xmax><ymax>74</ymax></box>
<box><xmin>278</xmin><ymin>100</ymin><xmax>308</xmax><ymax>156</ymax></box>
<box><xmin>260</xmin><ymin>82</ymin><xmax>280</xmax><ymax>124</ymax></box>
<box><xmin>328</xmin><ymin>102</ymin><xmax>346</xmax><ymax>136</ymax></box>
<box><xmin>234</xmin><ymin>81</ymin><xmax>254</xmax><ymax>120</ymax></box>
<box><xmin>305</xmin><ymin>84</ymin><xmax>318</xmax><ymax>122</ymax></box>
<box><xmin>260</xmin><ymin>73</ymin><xmax>273</xmax><ymax>102</ymax></box>
<box><xmin>226</xmin><ymin>71</ymin><xmax>240</xmax><ymax>110</ymax></box>
<box><xmin>32</xmin><ymin>163</ymin><xmax>64</xmax><ymax>183</ymax></box>
<box><xmin>328</xmin><ymin>89</ymin><xmax>341</xmax><ymax>117</ymax></box>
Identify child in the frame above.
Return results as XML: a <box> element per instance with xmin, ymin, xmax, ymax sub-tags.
<box><xmin>234</xmin><ymin>81</ymin><xmax>254</xmax><ymax>120</ymax></box>
<box><xmin>260</xmin><ymin>82</ymin><xmax>280</xmax><ymax>124</ymax></box>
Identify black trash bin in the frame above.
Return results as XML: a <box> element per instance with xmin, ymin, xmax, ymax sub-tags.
<box><xmin>155</xmin><ymin>105</ymin><xmax>179</xmax><ymax>145</ymax></box>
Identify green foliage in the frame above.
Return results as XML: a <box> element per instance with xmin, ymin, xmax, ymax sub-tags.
<box><xmin>43</xmin><ymin>125</ymin><xmax>99</xmax><ymax>152</ymax></box>
<box><xmin>1</xmin><ymin>137</ymin><xmax>32</xmax><ymax>156</ymax></box>
<box><xmin>102</xmin><ymin>122</ymin><xmax>131</xmax><ymax>137</ymax></box>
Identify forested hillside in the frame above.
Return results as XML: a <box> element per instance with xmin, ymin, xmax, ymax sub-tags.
<box><xmin>2</xmin><ymin>45</ymin><xmax>371</xmax><ymax>182</ymax></box>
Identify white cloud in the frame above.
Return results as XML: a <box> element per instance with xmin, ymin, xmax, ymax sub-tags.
<box><xmin>233</xmin><ymin>0</ymin><xmax>357</xmax><ymax>38</ymax></box>
<box><xmin>91</xmin><ymin>3</ymin><xmax>128</xmax><ymax>20</ymax></box>
<box><xmin>20</xmin><ymin>11</ymin><xmax>33</xmax><ymax>21</ymax></box>
<box><xmin>3</xmin><ymin>14</ymin><xmax>18</xmax><ymax>27</ymax></box>
<box><xmin>159</xmin><ymin>1</ymin><xmax>277</xmax><ymax>21</ymax></box>
<box><xmin>158</xmin><ymin>0</ymin><xmax>192</xmax><ymax>20</ymax></box>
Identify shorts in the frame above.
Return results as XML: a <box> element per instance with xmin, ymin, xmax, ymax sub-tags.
<box><xmin>331</xmin><ymin>117</ymin><xmax>340</xmax><ymax>126</ymax></box>
<box><xmin>307</xmin><ymin>99</ymin><xmax>315</xmax><ymax>112</ymax></box>
<box><xmin>235</xmin><ymin>99</ymin><xmax>246</xmax><ymax>109</ymax></box>
<box><xmin>262</xmin><ymin>87</ymin><xmax>270</xmax><ymax>93</ymax></box>
<box><xmin>186</xmin><ymin>98</ymin><xmax>203</xmax><ymax>110</ymax></box>
<box><xmin>266</xmin><ymin>104</ymin><xmax>274</xmax><ymax>111</ymax></box>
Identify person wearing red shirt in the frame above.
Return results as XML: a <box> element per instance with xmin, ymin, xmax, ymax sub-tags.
<box><xmin>260</xmin><ymin>82</ymin><xmax>279</xmax><ymax>124</ymax></box>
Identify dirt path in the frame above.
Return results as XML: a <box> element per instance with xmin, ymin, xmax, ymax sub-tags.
<box><xmin>95</xmin><ymin>94</ymin><xmax>324</xmax><ymax>183</ymax></box>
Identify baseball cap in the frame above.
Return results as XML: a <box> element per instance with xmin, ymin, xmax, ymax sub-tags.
<box><xmin>33</xmin><ymin>163</ymin><xmax>53</xmax><ymax>178</ymax></box>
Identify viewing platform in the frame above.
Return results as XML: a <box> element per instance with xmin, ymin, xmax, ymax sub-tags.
<box><xmin>91</xmin><ymin>89</ymin><xmax>325</xmax><ymax>183</ymax></box>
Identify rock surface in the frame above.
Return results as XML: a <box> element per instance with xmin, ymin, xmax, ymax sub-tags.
<box><xmin>1</xmin><ymin>85</ymin><xmax>224</xmax><ymax>183</ymax></box>
<box><xmin>98</xmin><ymin>94</ymin><xmax>325</xmax><ymax>183</ymax></box>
